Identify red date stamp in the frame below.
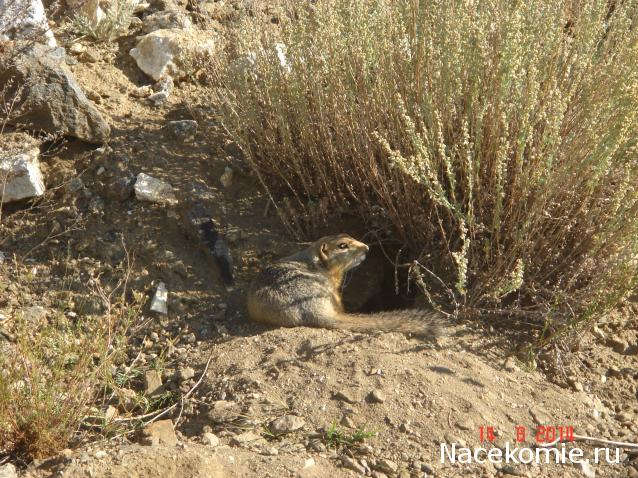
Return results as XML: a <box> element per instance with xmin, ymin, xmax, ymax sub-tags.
<box><xmin>533</xmin><ymin>425</ymin><xmax>574</xmax><ymax>443</ymax></box>
<box><xmin>478</xmin><ymin>425</ymin><xmax>574</xmax><ymax>443</ymax></box>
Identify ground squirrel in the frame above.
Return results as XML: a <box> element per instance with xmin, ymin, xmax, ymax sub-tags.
<box><xmin>247</xmin><ymin>234</ymin><xmax>444</xmax><ymax>337</ymax></box>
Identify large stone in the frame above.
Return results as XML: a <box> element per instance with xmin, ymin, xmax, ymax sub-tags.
<box><xmin>0</xmin><ymin>132</ymin><xmax>45</xmax><ymax>203</ymax></box>
<box><xmin>0</xmin><ymin>0</ymin><xmax>56</xmax><ymax>46</ymax></box>
<box><xmin>129</xmin><ymin>28</ymin><xmax>216</xmax><ymax>81</ymax></box>
<box><xmin>0</xmin><ymin>44</ymin><xmax>111</xmax><ymax>144</ymax></box>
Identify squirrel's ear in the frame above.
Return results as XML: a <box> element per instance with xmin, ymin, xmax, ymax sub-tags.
<box><xmin>319</xmin><ymin>242</ymin><xmax>329</xmax><ymax>264</ymax></box>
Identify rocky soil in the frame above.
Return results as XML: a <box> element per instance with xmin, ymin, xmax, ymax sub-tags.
<box><xmin>1</xmin><ymin>1</ymin><xmax>638</xmax><ymax>477</ymax></box>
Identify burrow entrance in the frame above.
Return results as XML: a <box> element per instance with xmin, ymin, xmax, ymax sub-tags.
<box><xmin>341</xmin><ymin>243</ymin><xmax>418</xmax><ymax>314</ymax></box>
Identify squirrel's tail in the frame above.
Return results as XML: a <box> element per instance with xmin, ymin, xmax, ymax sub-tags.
<box><xmin>332</xmin><ymin>309</ymin><xmax>446</xmax><ymax>338</ymax></box>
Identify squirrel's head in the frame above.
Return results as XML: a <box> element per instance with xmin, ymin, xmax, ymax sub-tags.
<box><xmin>314</xmin><ymin>234</ymin><xmax>369</xmax><ymax>274</ymax></box>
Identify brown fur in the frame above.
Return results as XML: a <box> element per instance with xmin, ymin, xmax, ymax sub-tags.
<box><xmin>247</xmin><ymin>234</ymin><xmax>445</xmax><ymax>337</ymax></box>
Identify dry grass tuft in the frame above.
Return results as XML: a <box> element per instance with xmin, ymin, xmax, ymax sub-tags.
<box><xmin>0</xmin><ymin>261</ymin><xmax>141</xmax><ymax>461</ymax></box>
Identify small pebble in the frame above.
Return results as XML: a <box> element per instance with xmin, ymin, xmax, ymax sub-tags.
<box><xmin>367</xmin><ymin>389</ymin><xmax>386</xmax><ymax>404</ymax></box>
<box><xmin>202</xmin><ymin>432</ymin><xmax>220</xmax><ymax>447</ymax></box>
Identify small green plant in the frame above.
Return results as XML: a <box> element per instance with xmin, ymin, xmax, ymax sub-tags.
<box><xmin>324</xmin><ymin>422</ymin><xmax>376</xmax><ymax>449</ymax></box>
<box><xmin>67</xmin><ymin>0</ymin><xmax>135</xmax><ymax>42</ymax></box>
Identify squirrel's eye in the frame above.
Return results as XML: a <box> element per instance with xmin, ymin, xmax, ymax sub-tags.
<box><xmin>338</xmin><ymin>243</ymin><xmax>349</xmax><ymax>249</ymax></box>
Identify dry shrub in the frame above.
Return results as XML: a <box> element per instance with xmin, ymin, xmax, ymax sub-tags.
<box><xmin>213</xmin><ymin>0</ymin><xmax>638</xmax><ymax>344</ymax></box>
<box><xmin>0</xmin><ymin>267</ymin><xmax>139</xmax><ymax>461</ymax></box>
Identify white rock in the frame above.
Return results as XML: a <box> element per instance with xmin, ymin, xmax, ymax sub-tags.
<box><xmin>149</xmin><ymin>282</ymin><xmax>168</xmax><ymax>314</ymax></box>
<box><xmin>129</xmin><ymin>29</ymin><xmax>216</xmax><ymax>81</ymax></box>
<box><xmin>94</xmin><ymin>450</ymin><xmax>107</xmax><ymax>459</ymax></box>
<box><xmin>0</xmin><ymin>0</ymin><xmax>56</xmax><ymax>46</ymax></box>
<box><xmin>303</xmin><ymin>458</ymin><xmax>316</xmax><ymax>469</ymax></box>
<box><xmin>0</xmin><ymin>134</ymin><xmax>45</xmax><ymax>203</ymax></box>
<box><xmin>134</xmin><ymin>172</ymin><xmax>177</xmax><ymax>205</ymax></box>
<box><xmin>0</xmin><ymin>463</ymin><xmax>17</xmax><ymax>478</ymax></box>
<box><xmin>202</xmin><ymin>432</ymin><xmax>220</xmax><ymax>447</ymax></box>
<box><xmin>69</xmin><ymin>43</ymin><xmax>86</xmax><ymax>54</ymax></box>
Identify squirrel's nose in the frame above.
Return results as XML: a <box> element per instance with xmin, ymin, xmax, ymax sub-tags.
<box><xmin>364</xmin><ymin>244</ymin><xmax>370</xmax><ymax>252</ymax></box>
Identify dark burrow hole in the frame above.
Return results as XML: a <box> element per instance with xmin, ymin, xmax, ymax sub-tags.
<box><xmin>341</xmin><ymin>243</ymin><xmax>418</xmax><ymax>313</ymax></box>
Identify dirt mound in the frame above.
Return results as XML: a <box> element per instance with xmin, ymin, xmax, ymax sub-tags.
<box><xmin>23</xmin><ymin>325</ymin><xmax>626</xmax><ymax>477</ymax></box>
